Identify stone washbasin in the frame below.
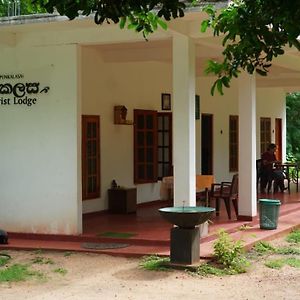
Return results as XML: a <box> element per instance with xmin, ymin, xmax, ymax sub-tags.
<box><xmin>159</xmin><ymin>206</ymin><xmax>215</xmax><ymax>229</ymax></box>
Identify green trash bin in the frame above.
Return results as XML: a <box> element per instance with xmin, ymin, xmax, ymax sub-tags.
<box><xmin>259</xmin><ymin>199</ymin><xmax>281</xmax><ymax>230</ymax></box>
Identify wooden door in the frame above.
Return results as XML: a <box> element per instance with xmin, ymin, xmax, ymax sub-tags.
<box><xmin>201</xmin><ymin>114</ymin><xmax>213</xmax><ymax>175</ymax></box>
<box><xmin>260</xmin><ymin>117</ymin><xmax>271</xmax><ymax>154</ymax></box>
<box><xmin>275</xmin><ymin>118</ymin><xmax>282</xmax><ymax>161</ymax></box>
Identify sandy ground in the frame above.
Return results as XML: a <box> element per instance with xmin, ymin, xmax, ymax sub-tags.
<box><xmin>0</xmin><ymin>237</ymin><xmax>300</xmax><ymax>300</ymax></box>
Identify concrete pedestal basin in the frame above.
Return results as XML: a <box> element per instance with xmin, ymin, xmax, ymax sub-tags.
<box><xmin>158</xmin><ymin>206</ymin><xmax>215</xmax><ymax>265</ymax></box>
<box><xmin>158</xmin><ymin>206</ymin><xmax>215</xmax><ymax>228</ymax></box>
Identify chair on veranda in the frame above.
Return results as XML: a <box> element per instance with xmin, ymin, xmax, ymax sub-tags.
<box><xmin>257</xmin><ymin>158</ymin><xmax>273</xmax><ymax>193</ymax></box>
<box><xmin>209</xmin><ymin>173</ymin><xmax>239</xmax><ymax>220</ymax></box>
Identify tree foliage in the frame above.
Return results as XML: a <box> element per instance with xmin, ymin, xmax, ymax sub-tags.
<box><xmin>286</xmin><ymin>93</ymin><xmax>300</xmax><ymax>161</ymax></box>
<box><xmin>33</xmin><ymin>0</ymin><xmax>196</xmax><ymax>38</ymax></box>
<box><xmin>201</xmin><ymin>0</ymin><xmax>300</xmax><ymax>94</ymax></box>
<box><xmin>4</xmin><ymin>1</ymin><xmax>299</xmax><ymax>95</ymax></box>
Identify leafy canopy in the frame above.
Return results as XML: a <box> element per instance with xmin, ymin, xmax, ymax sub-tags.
<box><xmin>32</xmin><ymin>0</ymin><xmax>200</xmax><ymax>38</ymax></box>
<box><xmin>7</xmin><ymin>1</ymin><xmax>299</xmax><ymax>95</ymax></box>
<box><xmin>286</xmin><ymin>93</ymin><xmax>300</xmax><ymax>162</ymax></box>
<box><xmin>201</xmin><ymin>0</ymin><xmax>300</xmax><ymax>94</ymax></box>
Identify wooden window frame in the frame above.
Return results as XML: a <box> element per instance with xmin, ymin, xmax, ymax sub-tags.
<box><xmin>229</xmin><ymin>115</ymin><xmax>239</xmax><ymax>172</ymax></box>
<box><xmin>134</xmin><ymin>109</ymin><xmax>158</xmax><ymax>184</ymax></box>
<box><xmin>260</xmin><ymin>117</ymin><xmax>271</xmax><ymax>154</ymax></box>
<box><xmin>82</xmin><ymin>115</ymin><xmax>100</xmax><ymax>200</ymax></box>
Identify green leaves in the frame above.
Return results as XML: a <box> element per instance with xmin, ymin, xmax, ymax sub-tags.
<box><xmin>117</xmin><ymin>11</ymin><xmax>167</xmax><ymax>39</ymax></box>
<box><xmin>31</xmin><ymin>1</ymin><xmax>181</xmax><ymax>39</ymax></box>
<box><xmin>201</xmin><ymin>0</ymin><xmax>300</xmax><ymax>95</ymax></box>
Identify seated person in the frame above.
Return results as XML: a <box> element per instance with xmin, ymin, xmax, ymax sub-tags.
<box><xmin>260</xmin><ymin>143</ymin><xmax>285</xmax><ymax>193</ymax></box>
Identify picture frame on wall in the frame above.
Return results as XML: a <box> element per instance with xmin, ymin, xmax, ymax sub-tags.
<box><xmin>161</xmin><ymin>93</ymin><xmax>171</xmax><ymax>110</ymax></box>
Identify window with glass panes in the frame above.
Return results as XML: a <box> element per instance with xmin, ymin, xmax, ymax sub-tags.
<box><xmin>134</xmin><ymin>110</ymin><xmax>158</xmax><ymax>183</ymax></box>
<box><xmin>82</xmin><ymin>115</ymin><xmax>100</xmax><ymax>200</ymax></box>
<box><xmin>157</xmin><ymin>113</ymin><xmax>172</xmax><ymax>179</ymax></box>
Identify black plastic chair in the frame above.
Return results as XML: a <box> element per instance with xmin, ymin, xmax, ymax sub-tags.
<box><xmin>209</xmin><ymin>174</ymin><xmax>239</xmax><ymax>219</ymax></box>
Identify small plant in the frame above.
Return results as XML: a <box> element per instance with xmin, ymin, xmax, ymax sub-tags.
<box><xmin>63</xmin><ymin>252</ymin><xmax>73</xmax><ymax>257</ymax></box>
<box><xmin>53</xmin><ymin>268</ymin><xmax>67</xmax><ymax>275</ymax></box>
<box><xmin>213</xmin><ymin>229</ymin><xmax>249</xmax><ymax>274</ymax></box>
<box><xmin>33</xmin><ymin>249</ymin><xmax>44</xmax><ymax>255</ymax></box>
<box><xmin>32</xmin><ymin>257</ymin><xmax>54</xmax><ymax>265</ymax></box>
<box><xmin>139</xmin><ymin>255</ymin><xmax>170</xmax><ymax>271</ymax></box>
<box><xmin>286</xmin><ymin>229</ymin><xmax>300</xmax><ymax>244</ymax></box>
<box><xmin>239</xmin><ymin>225</ymin><xmax>253</xmax><ymax>231</ymax></box>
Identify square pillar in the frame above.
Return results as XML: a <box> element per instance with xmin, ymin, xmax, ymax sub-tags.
<box><xmin>238</xmin><ymin>72</ymin><xmax>257</xmax><ymax>219</ymax></box>
<box><xmin>170</xmin><ymin>227</ymin><xmax>200</xmax><ymax>265</ymax></box>
<box><xmin>172</xmin><ymin>33</ymin><xmax>196</xmax><ymax>207</ymax></box>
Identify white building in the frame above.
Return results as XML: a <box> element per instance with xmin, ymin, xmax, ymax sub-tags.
<box><xmin>0</xmin><ymin>5</ymin><xmax>299</xmax><ymax>235</ymax></box>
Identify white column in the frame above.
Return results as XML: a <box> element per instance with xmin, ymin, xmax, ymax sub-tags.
<box><xmin>172</xmin><ymin>33</ymin><xmax>196</xmax><ymax>207</ymax></box>
<box><xmin>238</xmin><ymin>72</ymin><xmax>257</xmax><ymax>218</ymax></box>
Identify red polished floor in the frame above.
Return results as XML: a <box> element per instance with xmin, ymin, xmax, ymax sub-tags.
<box><xmin>2</xmin><ymin>188</ymin><xmax>300</xmax><ymax>258</ymax></box>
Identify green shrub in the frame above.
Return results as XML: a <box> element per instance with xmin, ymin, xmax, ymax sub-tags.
<box><xmin>213</xmin><ymin>229</ymin><xmax>249</xmax><ymax>273</ymax></box>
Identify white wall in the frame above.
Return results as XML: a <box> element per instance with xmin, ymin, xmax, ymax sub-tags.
<box><xmin>81</xmin><ymin>46</ymin><xmax>287</xmax><ymax>213</ymax></box>
<box><xmin>81</xmin><ymin>47</ymin><xmax>172</xmax><ymax>212</ymax></box>
<box><xmin>0</xmin><ymin>21</ymin><xmax>287</xmax><ymax>222</ymax></box>
<box><xmin>196</xmin><ymin>78</ymin><xmax>286</xmax><ymax>183</ymax></box>
<box><xmin>196</xmin><ymin>76</ymin><xmax>239</xmax><ymax>182</ymax></box>
<box><xmin>0</xmin><ymin>43</ymin><xmax>81</xmax><ymax>234</ymax></box>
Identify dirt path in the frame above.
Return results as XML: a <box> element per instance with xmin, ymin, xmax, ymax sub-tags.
<box><xmin>0</xmin><ymin>237</ymin><xmax>300</xmax><ymax>300</ymax></box>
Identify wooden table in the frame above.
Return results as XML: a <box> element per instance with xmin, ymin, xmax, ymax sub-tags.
<box><xmin>108</xmin><ymin>188</ymin><xmax>137</xmax><ymax>213</ymax></box>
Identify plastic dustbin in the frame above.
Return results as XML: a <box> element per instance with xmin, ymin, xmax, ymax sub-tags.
<box><xmin>259</xmin><ymin>199</ymin><xmax>281</xmax><ymax>230</ymax></box>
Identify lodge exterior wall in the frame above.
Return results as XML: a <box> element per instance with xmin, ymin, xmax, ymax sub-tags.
<box><xmin>0</xmin><ymin>17</ymin><xmax>286</xmax><ymax>233</ymax></box>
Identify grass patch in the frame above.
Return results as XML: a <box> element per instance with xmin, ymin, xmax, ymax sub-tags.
<box><xmin>286</xmin><ymin>229</ymin><xmax>300</xmax><ymax>244</ymax></box>
<box><xmin>285</xmin><ymin>257</ymin><xmax>300</xmax><ymax>268</ymax></box>
<box><xmin>195</xmin><ymin>263</ymin><xmax>227</xmax><ymax>276</ymax></box>
<box><xmin>63</xmin><ymin>252</ymin><xmax>73</xmax><ymax>257</ymax></box>
<box><xmin>265</xmin><ymin>259</ymin><xmax>285</xmax><ymax>269</ymax></box>
<box><xmin>252</xmin><ymin>241</ymin><xmax>276</xmax><ymax>255</ymax></box>
<box><xmin>275</xmin><ymin>246</ymin><xmax>300</xmax><ymax>255</ymax></box>
<box><xmin>0</xmin><ymin>254</ymin><xmax>11</xmax><ymax>267</ymax></box>
<box><xmin>53</xmin><ymin>268</ymin><xmax>67</xmax><ymax>275</ymax></box>
<box><xmin>32</xmin><ymin>257</ymin><xmax>54</xmax><ymax>265</ymax></box>
<box><xmin>139</xmin><ymin>255</ymin><xmax>170</xmax><ymax>271</ymax></box>
<box><xmin>265</xmin><ymin>257</ymin><xmax>300</xmax><ymax>269</ymax></box>
<box><xmin>0</xmin><ymin>264</ymin><xmax>43</xmax><ymax>282</ymax></box>
<box><xmin>97</xmin><ymin>231</ymin><xmax>136</xmax><ymax>239</ymax></box>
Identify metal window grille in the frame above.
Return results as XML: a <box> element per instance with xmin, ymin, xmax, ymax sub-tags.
<box><xmin>7</xmin><ymin>0</ymin><xmax>21</xmax><ymax>17</ymax></box>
